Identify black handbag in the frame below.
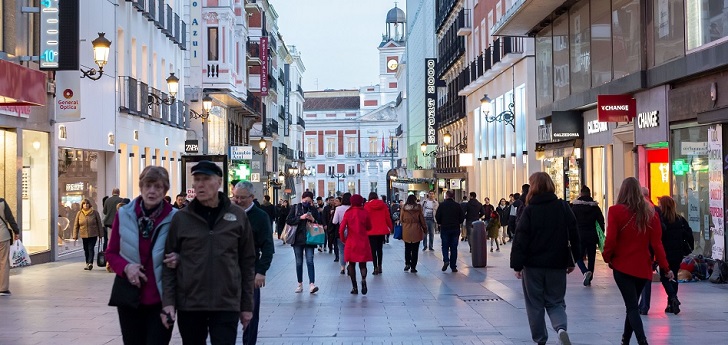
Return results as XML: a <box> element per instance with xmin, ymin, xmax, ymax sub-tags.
<box><xmin>561</xmin><ymin>201</ymin><xmax>576</xmax><ymax>268</ymax></box>
<box><xmin>96</xmin><ymin>240</ymin><xmax>106</xmax><ymax>267</ymax></box>
<box><xmin>108</xmin><ymin>224</ymin><xmax>162</xmax><ymax>308</ymax></box>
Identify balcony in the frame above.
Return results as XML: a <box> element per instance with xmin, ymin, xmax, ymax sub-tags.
<box><xmin>459</xmin><ymin>37</ymin><xmax>525</xmax><ymax>96</ymax></box>
<box><xmin>306</xmin><ymin>152</ymin><xmax>317</xmax><ymax>158</ymax></box>
<box><xmin>436</xmin><ymin>94</ymin><xmax>465</xmax><ymax>127</ymax></box>
<box><xmin>296</xmin><ymin>84</ymin><xmax>304</xmax><ymax>96</ymax></box>
<box><xmin>204</xmin><ymin>62</ymin><xmax>236</xmax><ymax>92</ymax></box>
<box><xmin>245</xmin><ymin>93</ymin><xmax>262</xmax><ymax>114</ymax></box>
<box><xmin>345</xmin><ymin>152</ymin><xmax>358</xmax><ymax>158</ymax></box>
<box><xmin>118</xmin><ymin>76</ymin><xmax>187</xmax><ymax>129</ymax></box>
<box><xmin>492</xmin><ymin>0</ymin><xmax>565</xmax><ymax>37</ymax></box>
<box><xmin>457</xmin><ymin>9</ymin><xmax>471</xmax><ymax>36</ymax></box>
<box><xmin>297</xmin><ymin>150</ymin><xmax>305</xmax><ymax>162</ymax></box>
<box><xmin>268</xmin><ymin>34</ymin><xmax>277</xmax><ymax>52</ymax></box>
<box><xmin>360</xmin><ymin>150</ymin><xmax>398</xmax><ymax>158</ymax></box>
<box><xmin>296</xmin><ymin>116</ymin><xmax>305</xmax><ymax>129</ymax></box>
<box><xmin>436</xmin><ymin>0</ymin><xmax>458</xmax><ymax>32</ymax></box>
<box><xmin>395</xmin><ymin>124</ymin><xmax>403</xmax><ymax>137</ymax></box>
<box><xmin>325</xmin><ymin>152</ymin><xmax>336</xmax><ymax>158</ymax></box>
<box><xmin>267</xmin><ymin>119</ymin><xmax>278</xmax><ymax>136</ymax></box>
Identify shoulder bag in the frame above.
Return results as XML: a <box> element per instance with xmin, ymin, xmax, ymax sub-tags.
<box><xmin>108</xmin><ymin>224</ymin><xmax>162</xmax><ymax>308</ymax></box>
<box><xmin>283</xmin><ymin>204</ymin><xmax>300</xmax><ymax>245</ymax></box>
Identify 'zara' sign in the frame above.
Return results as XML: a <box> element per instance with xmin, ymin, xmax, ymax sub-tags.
<box><xmin>637</xmin><ymin>111</ymin><xmax>659</xmax><ymax>129</ymax></box>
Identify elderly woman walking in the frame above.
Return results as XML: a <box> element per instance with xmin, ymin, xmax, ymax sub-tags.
<box><xmin>339</xmin><ymin>194</ymin><xmax>373</xmax><ymax>295</ymax></box>
<box><xmin>73</xmin><ymin>198</ymin><xmax>104</xmax><ymax>270</ymax></box>
<box><xmin>106</xmin><ymin>166</ymin><xmax>178</xmax><ymax>344</ymax></box>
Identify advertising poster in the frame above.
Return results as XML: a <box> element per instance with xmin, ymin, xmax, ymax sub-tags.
<box><xmin>708</xmin><ymin>125</ymin><xmax>724</xmax><ymax>259</ymax></box>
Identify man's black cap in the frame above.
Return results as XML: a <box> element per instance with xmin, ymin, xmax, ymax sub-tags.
<box><xmin>191</xmin><ymin>160</ymin><xmax>223</xmax><ymax>176</ymax></box>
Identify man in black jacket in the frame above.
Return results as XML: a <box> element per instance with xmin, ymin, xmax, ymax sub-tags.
<box><xmin>232</xmin><ymin>181</ymin><xmax>275</xmax><ymax>345</ymax></box>
<box><xmin>435</xmin><ymin>190</ymin><xmax>465</xmax><ymax>273</ymax></box>
<box><xmin>464</xmin><ymin>192</ymin><xmax>485</xmax><ymax>249</ymax></box>
<box><xmin>570</xmin><ymin>186</ymin><xmax>605</xmax><ymax>286</ymax></box>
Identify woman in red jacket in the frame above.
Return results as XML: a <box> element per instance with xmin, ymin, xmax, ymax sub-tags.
<box><xmin>364</xmin><ymin>192</ymin><xmax>393</xmax><ymax>275</ymax></box>
<box><xmin>603</xmin><ymin>177</ymin><xmax>674</xmax><ymax>345</ymax></box>
<box><xmin>340</xmin><ymin>194</ymin><xmax>373</xmax><ymax>295</ymax></box>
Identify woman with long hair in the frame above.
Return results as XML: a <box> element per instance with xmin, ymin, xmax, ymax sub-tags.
<box><xmin>106</xmin><ymin>166</ymin><xmax>178</xmax><ymax>344</ymax></box>
<box><xmin>286</xmin><ymin>191</ymin><xmax>322</xmax><ymax>294</ymax></box>
<box><xmin>332</xmin><ymin>193</ymin><xmax>352</xmax><ymax>275</ymax></box>
<box><xmin>510</xmin><ymin>172</ymin><xmax>579</xmax><ymax>345</ymax></box>
<box><xmin>656</xmin><ymin>195</ymin><xmax>693</xmax><ymax>314</ymax></box>
<box><xmin>364</xmin><ymin>192</ymin><xmax>393</xmax><ymax>275</ymax></box>
<box><xmin>496</xmin><ymin>198</ymin><xmax>510</xmax><ymax>245</ymax></box>
<box><xmin>400</xmin><ymin>195</ymin><xmax>427</xmax><ymax>273</ymax></box>
<box><xmin>73</xmin><ymin>198</ymin><xmax>104</xmax><ymax>270</ymax></box>
<box><xmin>603</xmin><ymin>178</ymin><xmax>673</xmax><ymax>345</ymax></box>
<box><xmin>339</xmin><ymin>194</ymin><xmax>373</xmax><ymax>294</ymax></box>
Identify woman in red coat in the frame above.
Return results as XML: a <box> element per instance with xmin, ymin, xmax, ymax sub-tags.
<box><xmin>339</xmin><ymin>194</ymin><xmax>373</xmax><ymax>295</ymax></box>
<box><xmin>364</xmin><ymin>192</ymin><xmax>393</xmax><ymax>275</ymax></box>
<box><xmin>603</xmin><ymin>177</ymin><xmax>674</xmax><ymax>345</ymax></box>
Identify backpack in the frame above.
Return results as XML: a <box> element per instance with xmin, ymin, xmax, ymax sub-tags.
<box><xmin>709</xmin><ymin>259</ymin><xmax>728</xmax><ymax>284</ymax></box>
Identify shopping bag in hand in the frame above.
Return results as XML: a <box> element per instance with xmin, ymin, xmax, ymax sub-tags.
<box><xmin>596</xmin><ymin>221</ymin><xmax>605</xmax><ymax>253</ymax></box>
<box><xmin>9</xmin><ymin>240</ymin><xmax>31</xmax><ymax>268</ymax></box>
<box><xmin>305</xmin><ymin>223</ymin><xmax>326</xmax><ymax>245</ymax></box>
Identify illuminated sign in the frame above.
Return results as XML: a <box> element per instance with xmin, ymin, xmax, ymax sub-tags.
<box><xmin>65</xmin><ymin>182</ymin><xmax>84</xmax><ymax>192</ymax></box>
<box><xmin>425</xmin><ymin>58</ymin><xmax>437</xmax><ymax>145</ymax></box>
<box><xmin>230</xmin><ymin>146</ymin><xmax>253</xmax><ymax>160</ymax></box>
<box><xmin>637</xmin><ymin>111</ymin><xmax>659</xmax><ymax>129</ymax></box>
<box><xmin>587</xmin><ymin>120</ymin><xmax>608</xmax><ymax>134</ymax></box>
<box><xmin>185</xmin><ymin>140</ymin><xmax>199</xmax><ymax>153</ymax></box>
<box><xmin>232</xmin><ymin>163</ymin><xmax>251</xmax><ymax>180</ymax></box>
<box><xmin>260</xmin><ymin>37</ymin><xmax>269</xmax><ymax>96</ymax></box>
<box><xmin>40</xmin><ymin>0</ymin><xmax>60</xmax><ymax>69</ymax></box>
<box><xmin>597</xmin><ymin>94</ymin><xmax>636</xmax><ymax>122</ymax></box>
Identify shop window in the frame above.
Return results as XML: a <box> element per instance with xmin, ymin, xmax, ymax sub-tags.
<box><xmin>570</xmin><ymin>1</ymin><xmax>591</xmax><ymax>94</ymax></box>
<box><xmin>686</xmin><ymin>0</ymin><xmax>728</xmax><ymax>50</ymax></box>
<box><xmin>58</xmin><ymin>148</ymin><xmax>101</xmax><ymax>256</ymax></box>
<box><xmin>536</xmin><ymin>27</ymin><xmax>553</xmax><ymax>107</ymax></box>
<box><xmin>21</xmin><ymin>131</ymin><xmax>51</xmax><ymax>255</ymax></box>
<box><xmin>553</xmin><ymin>14</ymin><xmax>570</xmax><ymax>101</ymax></box>
<box><xmin>612</xmin><ymin>0</ymin><xmax>642</xmax><ymax>79</ymax></box>
<box><xmin>653</xmin><ymin>0</ymin><xmax>685</xmax><ymax>65</ymax></box>
<box><xmin>591</xmin><ymin>0</ymin><xmax>612</xmax><ymax>86</ymax></box>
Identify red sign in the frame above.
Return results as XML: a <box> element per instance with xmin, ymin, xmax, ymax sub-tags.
<box><xmin>0</xmin><ymin>59</ymin><xmax>47</xmax><ymax>106</ymax></box>
<box><xmin>260</xmin><ymin>37</ymin><xmax>269</xmax><ymax>96</ymax></box>
<box><xmin>597</xmin><ymin>95</ymin><xmax>636</xmax><ymax>122</ymax></box>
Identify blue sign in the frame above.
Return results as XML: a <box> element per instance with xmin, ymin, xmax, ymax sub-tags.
<box><xmin>40</xmin><ymin>0</ymin><xmax>60</xmax><ymax>69</ymax></box>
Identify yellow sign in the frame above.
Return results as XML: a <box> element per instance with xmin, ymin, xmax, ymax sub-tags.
<box><xmin>649</xmin><ymin>163</ymin><xmax>670</xmax><ymax>205</ymax></box>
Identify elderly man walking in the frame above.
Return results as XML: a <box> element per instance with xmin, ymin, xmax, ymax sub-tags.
<box><xmin>231</xmin><ymin>181</ymin><xmax>274</xmax><ymax>345</ymax></box>
<box><xmin>161</xmin><ymin>161</ymin><xmax>257</xmax><ymax>344</ymax></box>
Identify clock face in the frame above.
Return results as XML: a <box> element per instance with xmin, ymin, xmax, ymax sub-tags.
<box><xmin>387</xmin><ymin>59</ymin><xmax>398</xmax><ymax>71</ymax></box>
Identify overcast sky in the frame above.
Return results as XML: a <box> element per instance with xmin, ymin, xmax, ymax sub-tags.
<box><xmin>272</xmin><ymin>0</ymin><xmax>401</xmax><ymax>91</ymax></box>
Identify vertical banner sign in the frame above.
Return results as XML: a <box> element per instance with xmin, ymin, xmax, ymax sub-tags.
<box><xmin>284</xmin><ymin>63</ymin><xmax>291</xmax><ymax>137</ymax></box>
<box><xmin>260</xmin><ymin>37</ymin><xmax>269</xmax><ymax>96</ymax></box>
<box><xmin>425</xmin><ymin>58</ymin><xmax>437</xmax><ymax>145</ymax></box>
<box><xmin>708</xmin><ymin>125</ymin><xmax>724</xmax><ymax>259</ymax></box>
<box><xmin>55</xmin><ymin>71</ymin><xmax>81</xmax><ymax>120</ymax></box>
<box><xmin>189</xmin><ymin>1</ymin><xmax>202</xmax><ymax>84</ymax></box>
<box><xmin>39</xmin><ymin>0</ymin><xmax>60</xmax><ymax>69</ymax></box>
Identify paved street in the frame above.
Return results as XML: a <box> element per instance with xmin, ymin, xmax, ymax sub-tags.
<box><xmin>2</xmin><ymin>235</ymin><xmax>728</xmax><ymax>345</ymax></box>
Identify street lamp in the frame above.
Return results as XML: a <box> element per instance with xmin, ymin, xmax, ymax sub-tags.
<box><xmin>480</xmin><ymin>93</ymin><xmax>516</xmax><ymax>132</ymax></box>
<box><xmin>443</xmin><ymin>131</ymin><xmax>467</xmax><ymax>152</ymax></box>
<box><xmin>190</xmin><ymin>94</ymin><xmax>213</xmax><ymax>119</ymax></box>
<box><xmin>148</xmin><ymin>73</ymin><xmax>180</xmax><ymax>107</ymax></box>
<box><xmin>258</xmin><ymin>139</ymin><xmax>267</xmax><ymax>151</ymax></box>
<box><xmin>420</xmin><ymin>141</ymin><xmax>436</xmax><ymax>157</ymax></box>
<box><xmin>81</xmin><ymin>32</ymin><xmax>112</xmax><ymax>81</ymax></box>
<box><xmin>443</xmin><ymin>131</ymin><xmax>452</xmax><ymax>146</ymax></box>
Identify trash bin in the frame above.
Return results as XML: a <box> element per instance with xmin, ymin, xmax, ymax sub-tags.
<box><xmin>470</xmin><ymin>220</ymin><xmax>487</xmax><ymax>267</ymax></box>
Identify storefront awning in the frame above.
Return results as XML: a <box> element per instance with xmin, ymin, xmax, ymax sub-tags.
<box><xmin>0</xmin><ymin>59</ymin><xmax>47</xmax><ymax>106</ymax></box>
<box><xmin>536</xmin><ymin>139</ymin><xmax>582</xmax><ymax>159</ymax></box>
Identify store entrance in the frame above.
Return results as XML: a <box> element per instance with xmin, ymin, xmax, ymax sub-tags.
<box><xmin>0</xmin><ymin>129</ymin><xmax>17</xmax><ymax>212</ymax></box>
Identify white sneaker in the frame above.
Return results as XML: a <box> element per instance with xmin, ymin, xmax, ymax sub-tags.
<box><xmin>583</xmin><ymin>271</ymin><xmax>593</xmax><ymax>286</ymax></box>
<box><xmin>309</xmin><ymin>283</ymin><xmax>319</xmax><ymax>294</ymax></box>
<box><xmin>294</xmin><ymin>284</ymin><xmax>303</xmax><ymax>293</ymax></box>
<box><xmin>558</xmin><ymin>329</ymin><xmax>571</xmax><ymax>345</ymax></box>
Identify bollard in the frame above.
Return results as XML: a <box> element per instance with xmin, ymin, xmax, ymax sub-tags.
<box><xmin>470</xmin><ymin>220</ymin><xmax>487</xmax><ymax>267</ymax></box>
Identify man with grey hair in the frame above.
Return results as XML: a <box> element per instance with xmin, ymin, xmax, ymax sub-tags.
<box><xmin>232</xmin><ymin>181</ymin><xmax>274</xmax><ymax>345</ymax></box>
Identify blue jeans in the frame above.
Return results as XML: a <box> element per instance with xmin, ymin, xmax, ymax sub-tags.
<box><xmin>293</xmin><ymin>246</ymin><xmax>315</xmax><ymax>284</ymax></box>
<box><xmin>242</xmin><ymin>287</ymin><xmax>260</xmax><ymax>345</ymax></box>
<box><xmin>440</xmin><ymin>228</ymin><xmax>460</xmax><ymax>269</ymax></box>
<box><xmin>424</xmin><ymin>218</ymin><xmax>436</xmax><ymax>249</ymax></box>
<box><xmin>638</xmin><ymin>280</ymin><xmax>651</xmax><ymax>313</ymax></box>
<box><xmin>338</xmin><ymin>239</ymin><xmax>346</xmax><ymax>268</ymax></box>
<box><xmin>576</xmin><ymin>241</ymin><xmax>597</xmax><ymax>275</ymax></box>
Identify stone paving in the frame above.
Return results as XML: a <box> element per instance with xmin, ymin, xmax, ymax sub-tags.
<box><xmin>2</xmin><ymin>235</ymin><xmax>728</xmax><ymax>345</ymax></box>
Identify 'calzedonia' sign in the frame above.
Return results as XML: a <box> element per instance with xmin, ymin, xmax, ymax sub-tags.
<box><xmin>597</xmin><ymin>95</ymin><xmax>636</xmax><ymax>122</ymax></box>
<box><xmin>425</xmin><ymin>58</ymin><xmax>437</xmax><ymax>145</ymax></box>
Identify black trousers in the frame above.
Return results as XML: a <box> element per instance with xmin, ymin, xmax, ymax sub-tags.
<box><xmin>613</xmin><ymin>270</ymin><xmax>649</xmax><ymax>342</ymax></box>
<box><xmin>404</xmin><ymin>241</ymin><xmax>420</xmax><ymax>268</ymax></box>
<box><xmin>660</xmin><ymin>259</ymin><xmax>682</xmax><ymax>301</ymax></box>
<box><xmin>242</xmin><ymin>288</ymin><xmax>260</xmax><ymax>345</ymax></box>
<box><xmin>369</xmin><ymin>235</ymin><xmax>385</xmax><ymax>268</ymax></box>
<box><xmin>117</xmin><ymin>304</ymin><xmax>173</xmax><ymax>345</ymax></box>
<box><xmin>103</xmin><ymin>226</ymin><xmax>111</xmax><ymax>251</ymax></box>
<box><xmin>177</xmin><ymin>310</ymin><xmax>240</xmax><ymax>345</ymax></box>
<box><xmin>82</xmin><ymin>237</ymin><xmax>98</xmax><ymax>264</ymax></box>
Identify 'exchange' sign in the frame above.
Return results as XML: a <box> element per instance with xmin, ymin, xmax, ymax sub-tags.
<box><xmin>425</xmin><ymin>58</ymin><xmax>437</xmax><ymax>145</ymax></box>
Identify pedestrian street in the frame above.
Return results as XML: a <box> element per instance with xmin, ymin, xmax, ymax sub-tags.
<box><xmin>2</xmin><ymin>236</ymin><xmax>728</xmax><ymax>345</ymax></box>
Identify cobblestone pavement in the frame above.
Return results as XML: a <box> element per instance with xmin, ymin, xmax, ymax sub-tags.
<box><xmin>2</xmin><ymin>235</ymin><xmax>728</xmax><ymax>344</ymax></box>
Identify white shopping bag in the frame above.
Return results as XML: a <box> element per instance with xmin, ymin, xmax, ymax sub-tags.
<box><xmin>9</xmin><ymin>239</ymin><xmax>31</xmax><ymax>268</ymax></box>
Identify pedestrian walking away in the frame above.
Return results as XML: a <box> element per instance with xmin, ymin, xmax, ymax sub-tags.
<box><xmin>232</xmin><ymin>181</ymin><xmax>275</xmax><ymax>345</ymax></box>
<box><xmin>73</xmin><ymin>198</ymin><xmax>104</xmax><ymax>271</ymax></box>
<box><xmin>106</xmin><ymin>166</ymin><xmax>177</xmax><ymax>344</ymax></box>
<box><xmin>435</xmin><ymin>190</ymin><xmax>465</xmax><ymax>273</ymax></box>
<box><xmin>102</xmin><ymin>188</ymin><xmax>123</xmax><ymax>251</ymax></box>
<box><xmin>286</xmin><ymin>191</ymin><xmax>322</xmax><ymax>294</ymax></box>
<box><xmin>400</xmin><ymin>195</ymin><xmax>427</xmax><ymax>273</ymax></box>
<box><xmin>421</xmin><ymin>190</ymin><xmax>439</xmax><ymax>251</ymax></box>
<box><xmin>161</xmin><ymin>160</ymin><xmax>257</xmax><ymax>344</ymax></box>
<box><xmin>571</xmin><ymin>186</ymin><xmax>605</xmax><ymax>286</ymax></box>
<box><xmin>332</xmin><ymin>193</ymin><xmax>352</xmax><ymax>274</ymax></box>
<box><xmin>464</xmin><ymin>192</ymin><xmax>485</xmax><ymax>252</ymax></box>
<box><xmin>339</xmin><ymin>194</ymin><xmax>373</xmax><ymax>294</ymax></box>
<box><xmin>0</xmin><ymin>197</ymin><xmax>20</xmax><ymax>296</ymax></box>
<box><xmin>656</xmin><ymin>195</ymin><xmax>693</xmax><ymax>315</ymax></box>
<box><xmin>510</xmin><ymin>172</ymin><xmax>579</xmax><ymax>345</ymax></box>
<box><xmin>364</xmin><ymin>192</ymin><xmax>392</xmax><ymax>275</ymax></box>
<box><xmin>603</xmin><ymin>177</ymin><xmax>673</xmax><ymax>345</ymax></box>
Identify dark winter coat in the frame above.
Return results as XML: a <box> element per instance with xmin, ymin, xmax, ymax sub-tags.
<box><xmin>571</xmin><ymin>196</ymin><xmax>605</xmax><ymax>245</ymax></box>
<box><xmin>482</xmin><ymin>204</ymin><xmax>495</xmax><ymax>221</ymax></box>
<box><xmin>660</xmin><ymin>214</ymin><xmax>694</xmax><ymax>264</ymax></box>
<box><xmin>435</xmin><ymin>198</ymin><xmax>465</xmax><ymax>230</ymax></box>
<box><xmin>259</xmin><ymin>201</ymin><xmax>276</xmax><ymax>225</ymax></box>
<box><xmin>496</xmin><ymin>204</ymin><xmax>510</xmax><ymax>225</ymax></box>
<box><xmin>464</xmin><ymin>199</ymin><xmax>485</xmax><ymax>223</ymax></box>
<box><xmin>510</xmin><ymin>193</ymin><xmax>580</xmax><ymax>271</ymax></box>
<box><xmin>286</xmin><ymin>202</ymin><xmax>322</xmax><ymax>247</ymax></box>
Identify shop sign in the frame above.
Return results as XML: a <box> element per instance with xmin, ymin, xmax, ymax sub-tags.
<box><xmin>708</xmin><ymin>125</ymin><xmax>724</xmax><ymax>259</ymax></box>
<box><xmin>260</xmin><ymin>37</ymin><xmax>269</xmax><ymax>96</ymax></box>
<box><xmin>449</xmin><ymin>179</ymin><xmax>460</xmax><ymax>190</ymax></box>
<box><xmin>185</xmin><ymin>140</ymin><xmax>199</xmax><ymax>153</ymax></box>
<box><xmin>0</xmin><ymin>106</ymin><xmax>31</xmax><ymax>118</ymax></box>
<box><xmin>229</xmin><ymin>146</ymin><xmax>252</xmax><ymax>160</ymax></box>
<box><xmin>250</xmin><ymin>173</ymin><xmax>260</xmax><ymax>182</ymax></box>
<box><xmin>637</xmin><ymin>111</ymin><xmax>660</xmax><ymax>129</ymax></box>
<box><xmin>586</xmin><ymin>120</ymin><xmax>608</xmax><ymax>134</ymax></box>
<box><xmin>597</xmin><ymin>95</ymin><xmax>636</xmax><ymax>122</ymax></box>
<box><xmin>425</xmin><ymin>58</ymin><xmax>437</xmax><ymax>145</ymax></box>
<box><xmin>551</xmin><ymin>111</ymin><xmax>582</xmax><ymax>139</ymax></box>
<box><xmin>189</xmin><ymin>0</ymin><xmax>202</xmax><ymax>84</ymax></box>
<box><xmin>537</xmin><ymin>124</ymin><xmax>552</xmax><ymax>142</ymax></box>
<box><xmin>680</xmin><ymin>142</ymin><xmax>708</xmax><ymax>156</ymax></box>
<box><xmin>56</xmin><ymin>71</ymin><xmax>81</xmax><ymax>121</ymax></box>
<box><xmin>688</xmin><ymin>190</ymin><xmax>700</xmax><ymax>233</ymax></box>
<box><xmin>65</xmin><ymin>182</ymin><xmax>84</xmax><ymax>192</ymax></box>
<box><xmin>186</xmin><ymin>188</ymin><xmax>195</xmax><ymax>200</ymax></box>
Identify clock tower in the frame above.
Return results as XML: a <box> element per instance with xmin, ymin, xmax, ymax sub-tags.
<box><xmin>377</xmin><ymin>4</ymin><xmax>406</xmax><ymax>93</ymax></box>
